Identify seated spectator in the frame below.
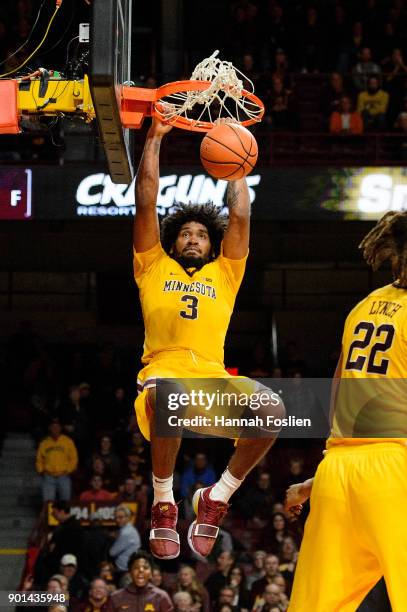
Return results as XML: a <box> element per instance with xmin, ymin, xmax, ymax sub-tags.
<box><xmin>320</xmin><ymin>72</ymin><xmax>348</xmax><ymax>122</ymax></box>
<box><xmin>357</xmin><ymin>76</ymin><xmax>389</xmax><ymax>130</ymax></box>
<box><xmin>329</xmin><ymin>95</ymin><xmax>363</xmax><ymax>135</ymax></box>
<box><xmin>173</xmin><ymin>565</ymin><xmax>210</xmax><ymax>612</ymax></box>
<box><xmin>59</xmin><ymin>385</ymin><xmax>90</xmax><ymax>458</ymax></box>
<box><xmin>252</xmin><ymin>583</ymin><xmax>285</xmax><ymax>611</ymax></box>
<box><xmin>383</xmin><ymin>48</ymin><xmax>407</xmax><ymax>94</ymax></box>
<box><xmin>238</xmin><ymin>472</ymin><xmax>274</xmax><ymax>520</ymax></box>
<box><xmin>215</xmin><ymin>587</ymin><xmax>235</xmax><ymax>612</ymax></box>
<box><xmin>106</xmin><ymin>551</ymin><xmax>173</xmax><ymax>611</ymax></box>
<box><xmin>109</xmin><ymin>505</ymin><xmax>141</xmax><ymax>574</ymax></box>
<box><xmin>115</xmin><ymin>477</ymin><xmax>140</xmax><ymax>502</ymax></box>
<box><xmin>278</xmin><ymin>537</ymin><xmax>298</xmax><ymax>587</ymax></box>
<box><xmin>79</xmin><ymin>475</ymin><xmax>116</xmax><ymax>502</ymax></box>
<box><xmin>71</xmin><ymin>578</ymin><xmax>110</xmax><ymax>611</ymax></box>
<box><xmin>172</xmin><ymin>591</ymin><xmax>194</xmax><ymax>612</ymax></box>
<box><xmin>98</xmin><ymin>562</ymin><xmax>117</xmax><ymax>595</ymax></box>
<box><xmin>247</xmin><ymin>550</ymin><xmax>266</xmax><ymax>589</ymax></box>
<box><xmin>125</xmin><ymin>452</ymin><xmax>148</xmax><ymax>488</ymax></box>
<box><xmin>352</xmin><ymin>47</ymin><xmax>381</xmax><ymax>91</ymax></box>
<box><xmin>59</xmin><ymin>554</ymin><xmax>89</xmax><ymax>602</ymax></box>
<box><xmin>51</xmin><ymin>574</ymin><xmax>69</xmax><ymax>599</ymax></box>
<box><xmin>250</xmin><ymin>555</ymin><xmax>280</xmax><ymax>608</ymax></box>
<box><xmin>272</xmin><ymin>574</ymin><xmax>288</xmax><ymax>607</ymax></box>
<box><xmin>36</xmin><ymin>418</ymin><xmax>78</xmax><ymax>502</ymax></box>
<box><xmin>180</xmin><ymin>453</ymin><xmax>216</xmax><ymax>499</ymax></box>
<box><xmin>151</xmin><ymin>566</ymin><xmax>164</xmax><ymax>590</ymax></box>
<box><xmin>87</xmin><ymin>456</ymin><xmax>116</xmax><ymax>491</ymax></box>
<box><xmin>205</xmin><ymin>551</ymin><xmax>235</xmax><ymax>605</ymax></box>
<box><xmin>227</xmin><ymin>565</ymin><xmax>250</xmax><ymax>610</ymax></box>
<box><xmin>96</xmin><ymin>435</ymin><xmax>122</xmax><ymax>480</ymax></box>
<box><xmin>34</xmin><ymin>501</ymin><xmax>85</xmax><ymax>583</ymax></box>
<box><xmin>268</xmin><ymin>513</ymin><xmax>291</xmax><ymax>554</ymax></box>
<box><xmin>268</xmin><ymin>74</ymin><xmax>294</xmax><ymax>130</ymax></box>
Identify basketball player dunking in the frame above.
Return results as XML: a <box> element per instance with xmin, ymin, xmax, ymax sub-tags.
<box><xmin>133</xmin><ymin>117</ymin><xmax>284</xmax><ymax>560</ymax></box>
<box><xmin>285</xmin><ymin>212</ymin><xmax>407</xmax><ymax>611</ymax></box>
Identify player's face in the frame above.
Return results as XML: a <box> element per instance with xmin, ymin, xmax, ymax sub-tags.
<box><xmin>172</xmin><ymin>222</ymin><xmax>212</xmax><ymax>268</ymax></box>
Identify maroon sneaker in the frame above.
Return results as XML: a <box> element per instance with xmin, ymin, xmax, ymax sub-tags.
<box><xmin>187</xmin><ymin>486</ymin><xmax>229</xmax><ymax>557</ymax></box>
<box><xmin>150</xmin><ymin>502</ymin><xmax>180</xmax><ymax>560</ymax></box>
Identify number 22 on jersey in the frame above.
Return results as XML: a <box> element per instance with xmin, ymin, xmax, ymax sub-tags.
<box><xmin>345</xmin><ymin>321</ymin><xmax>395</xmax><ymax>375</ymax></box>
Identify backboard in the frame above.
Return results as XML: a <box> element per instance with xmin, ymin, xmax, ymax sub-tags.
<box><xmin>90</xmin><ymin>0</ymin><xmax>133</xmax><ymax>184</ymax></box>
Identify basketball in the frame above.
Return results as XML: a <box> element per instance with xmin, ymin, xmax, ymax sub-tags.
<box><xmin>200</xmin><ymin>123</ymin><xmax>258</xmax><ymax>180</ymax></box>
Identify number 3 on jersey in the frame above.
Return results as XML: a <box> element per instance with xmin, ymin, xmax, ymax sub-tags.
<box><xmin>180</xmin><ymin>295</ymin><xmax>199</xmax><ymax>320</ymax></box>
<box><xmin>345</xmin><ymin>321</ymin><xmax>395</xmax><ymax>374</ymax></box>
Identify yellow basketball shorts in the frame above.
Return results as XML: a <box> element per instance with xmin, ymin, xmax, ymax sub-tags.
<box><xmin>134</xmin><ymin>350</ymin><xmax>263</xmax><ymax>441</ymax></box>
<box><xmin>288</xmin><ymin>442</ymin><xmax>407</xmax><ymax>612</ymax></box>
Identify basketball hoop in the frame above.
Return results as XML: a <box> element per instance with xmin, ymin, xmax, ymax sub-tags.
<box><xmin>120</xmin><ymin>51</ymin><xmax>264</xmax><ymax>132</ymax></box>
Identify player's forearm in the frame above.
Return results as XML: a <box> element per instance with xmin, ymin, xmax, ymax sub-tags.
<box><xmin>226</xmin><ymin>178</ymin><xmax>250</xmax><ymax>220</ymax></box>
<box><xmin>300</xmin><ymin>478</ymin><xmax>314</xmax><ymax>496</ymax></box>
<box><xmin>135</xmin><ymin>129</ymin><xmax>164</xmax><ymax>210</ymax></box>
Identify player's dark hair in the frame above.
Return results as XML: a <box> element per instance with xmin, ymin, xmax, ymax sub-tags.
<box><xmin>359</xmin><ymin>211</ymin><xmax>407</xmax><ymax>287</ymax></box>
<box><xmin>128</xmin><ymin>550</ymin><xmax>153</xmax><ymax>571</ymax></box>
<box><xmin>161</xmin><ymin>202</ymin><xmax>227</xmax><ymax>259</ymax></box>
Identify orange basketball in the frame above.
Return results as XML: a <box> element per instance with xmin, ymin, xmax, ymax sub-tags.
<box><xmin>200</xmin><ymin>123</ymin><xmax>258</xmax><ymax>180</ymax></box>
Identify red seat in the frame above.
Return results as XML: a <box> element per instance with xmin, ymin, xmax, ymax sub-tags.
<box><xmin>0</xmin><ymin>80</ymin><xmax>20</xmax><ymax>134</ymax></box>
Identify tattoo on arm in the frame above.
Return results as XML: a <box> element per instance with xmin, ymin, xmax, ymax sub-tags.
<box><xmin>227</xmin><ymin>182</ymin><xmax>242</xmax><ymax>210</ymax></box>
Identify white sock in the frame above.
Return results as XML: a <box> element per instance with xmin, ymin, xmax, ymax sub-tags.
<box><xmin>153</xmin><ymin>474</ymin><xmax>175</xmax><ymax>505</ymax></box>
<box><xmin>209</xmin><ymin>468</ymin><xmax>243</xmax><ymax>503</ymax></box>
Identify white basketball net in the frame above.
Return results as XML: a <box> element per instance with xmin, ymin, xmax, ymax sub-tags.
<box><xmin>155</xmin><ymin>50</ymin><xmax>263</xmax><ymax>127</ymax></box>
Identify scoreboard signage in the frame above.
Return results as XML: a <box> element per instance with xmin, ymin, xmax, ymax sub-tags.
<box><xmin>2</xmin><ymin>165</ymin><xmax>407</xmax><ymax>220</ymax></box>
<box><xmin>47</xmin><ymin>501</ymin><xmax>138</xmax><ymax>526</ymax></box>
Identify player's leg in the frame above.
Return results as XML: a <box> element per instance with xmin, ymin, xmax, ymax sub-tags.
<box><xmin>289</xmin><ymin>449</ymin><xmax>382</xmax><ymax>612</ymax></box>
<box><xmin>351</xmin><ymin>444</ymin><xmax>407</xmax><ymax>611</ymax></box>
<box><xmin>146</xmin><ymin>386</ymin><xmax>183</xmax><ymax>560</ymax></box>
<box><xmin>188</xmin><ymin>383</ymin><xmax>283</xmax><ymax>556</ymax></box>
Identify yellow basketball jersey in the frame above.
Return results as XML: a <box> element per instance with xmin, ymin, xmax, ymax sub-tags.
<box><xmin>133</xmin><ymin>242</ymin><xmax>247</xmax><ymax>365</ymax></box>
<box><xmin>329</xmin><ymin>283</ymin><xmax>407</xmax><ymax>444</ymax></box>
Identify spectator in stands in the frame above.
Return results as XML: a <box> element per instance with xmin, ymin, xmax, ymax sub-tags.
<box><xmin>106</xmin><ymin>551</ymin><xmax>173</xmax><ymax>611</ymax></box>
<box><xmin>320</xmin><ymin>72</ymin><xmax>348</xmax><ymax>122</ymax></box>
<box><xmin>357</xmin><ymin>76</ymin><xmax>389</xmax><ymax>130</ymax></box>
<box><xmin>253</xmin><ymin>583</ymin><xmax>285</xmax><ymax>611</ymax></box>
<box><xmin>329</xmin><ymin>95</ymin><xmax>364</xmax><ymax>135</ymax></box>
<box><xmin>216</xmin><ymin>606</ymin><xmax>234</xmax><ymax>612</ymax></box>
<box><xmin>109</xmin><ymin>505</ymin><xmax>141</xmax><ymax>575</ymax></box>
<box><xmin>72</xmin><ymin>578</ymin><xmax>110</xmax><ymax>612</ymax></box>
<box><xmin>353</xmin><ymin>47</ymin><xmax>381</xmax><ymax>91</ymax></box>
<box><xmin>98</xmin><ymin>562</ymin><xmax>117</xmax><ymax>595</ymax></box>
<box><xmin>180</xmin><ymin>453</ymin><xmax>216</xmax><ymax>499</ymax></box>
<box><xmin>96</xmin><ymin>435</ymin><xmax>122</xmax><ymax>480</ymax></box>
<box><xmin>172</xmin><ymin>591</ymin><xmax>193</xmax><ymax>612</ymax></box>
<box><xmin>36</xmin><ymin>418</ymin><xmax>78</xmax><ymax>502</ymax></box>
<box><xmin>272</xmin><ymin>49</ymin><xmax>291</xmax><ymax>89</ymax></box>
<box><xmin>59</xmin><ymin>554</ymin><xmax>89</xmax><ymax>602</ymax></box>
<box><xmin>240</xmin><ymin>53</ymin><xmax>259</xmax><ymax>88</ymax></box>
<box><xmin>267</xmin><ymin>76</ymin><xmax>293</xmax><ymax>130</ymax></box>
<box><xmin>337</xmin><ymin>21</ymin><xmax>366</xmax><ymax>74</ymax></box>
<box><xmin>299</xmin><ymin>7</ymin><xmax>322</xmax><ymax>73</ymax></box>
<box><xmin>205</xmin><ymin>551</ymin><xmax>235</xmax><ymax>605</ymax></box>
<box><xmin>174</xmin><ymin>565</ymin><xmax>210</xmax><ymax>612</ymax></box>
<box><xmin>238</xmin><ymin>471</ymin><xmax>274</xmax><ymax>520</ymax></box>
<box><xmin>247</xmin><ymin>550</ymin><xmax>266</xmax><ymax>589</ymax></box>
<box><xmin>125</xmin><ymin>452</ymin><xmax>147</xmax><ymax>489</ymax></box>
<box><xmin>83</xmin><ymin>516</ymin><xmax>113</xmax><ymax>579</ymax></box>
<box><xmin>115</xmin><ymin>477</ymin><xmax>139</xmax><ymax>502</ymax></box>
<box><xmin>51</xmin><ymin>574</ymin><xmax>69</xmax><ymax>598</ymax></box>
<box><xmin>250</xmin><ymin>555</ymin><xmax>281</xmax><ymax>608</ymax></box>
<box><xmin>268</xmin><ymin>513</ymin><xmax>291</xmax><ymax>554</ymax></box>
<box><xmin>278</xmin><ymin>537</ymin><xmax>298</xmax><ymax>586</ymax></box>
<box><xmin>215</xmin><ymin>587</ymin><xmax>235</xmax><ymax>612</ymax></box>
<box><xmin>48</xmin><ymin>606</ymin><xmax>67</xmax><ymax>612</ymax></box>
<box><xmin>87</xmin><ymin>456</ymin><xmax>116</xmax><ymax>491</ymax></box>
<box><xmin>151</xmin><ymin>566</ymin><xmax>164</xmax><ymax>589</ymax></box>
<box><xmin>228</xmin><ymin>565</ymin><xmax>250</xmax><ymax>610</ymax></box>
<box><xmin>79</xmin><ymin>475</ymin><xmax>116</xmax><ymax>502</ymax></box>
<box><xmin>59</xmin><ymin>385</ymin><xmax>90</xmax><ymax>458</ymax></box>
<box><xmin>35</xmin><ymin>501</ymin><xmax>86</xmax><ymax>581</ymax></box>
<box><xmin>272</xmin><ymin>574</ymin><xmax>288</xmax><ymax>603</ymax></box>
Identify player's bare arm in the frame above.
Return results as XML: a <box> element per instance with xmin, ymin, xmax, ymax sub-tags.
<box><xmin>133</xmin><ymin>118</ymin><xmax>172</xmax><ymax>252</ymax></box>
<box><xmin>223</xmin><ymin>178</ymin><xmax>250</xmax><ymax>259</ymax></box>
<box><xmin>284</xmin><ymin>478</ymin><xmax>314</xmax><ymax>519</ymax></box>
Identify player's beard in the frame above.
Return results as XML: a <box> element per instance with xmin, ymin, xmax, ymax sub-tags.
<box><xmin>174</xmin><ymin>253</ymin><xmax>208</xmax><ymax>270</ymax></box>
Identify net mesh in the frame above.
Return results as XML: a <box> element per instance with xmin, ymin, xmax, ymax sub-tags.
<box><xmin>154</xmin><ymin>50</ymin><xmax>263</xmax><ymax>128</ymax></box>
